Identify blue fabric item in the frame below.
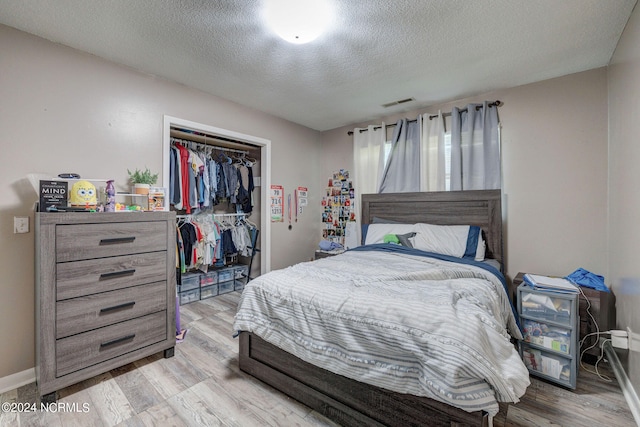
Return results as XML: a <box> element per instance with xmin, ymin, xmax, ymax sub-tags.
<box><xmin>347</xmin><ymin>243</ymin><xmax>519</xmax><ymax>328</ymax></box>
<box><xmin>361</xmin><ymin>224</ymin><xmax>370</xmax><ymax>245</ymax></box>
<box><xmin>319</xmin><ymin>240</ymin><xmax>343</xmax><ymax>251</ymax></box>
<box><xmin>565</xmin><ymin>268</ymin><xmax>610</xmax><ymax>293</ymax></box>
<box><xmin>464</xmin><ymin>225</ymin><xmax>480</xmax><ymax>258</ymax></box>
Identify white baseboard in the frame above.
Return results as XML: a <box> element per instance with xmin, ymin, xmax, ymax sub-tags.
<box><xmin>0</xmin><ymin>368</ymin><xmax>35</xmax><ymax>394</ymax></box>
<box><xmin>603</xmin><ymin>341</ymin><xmax>640</xmax><ymax>426</ymax></box>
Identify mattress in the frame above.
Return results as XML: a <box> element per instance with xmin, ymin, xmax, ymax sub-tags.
<box><xmin>233</xmin><ymin>244</ymin><xmax>530</xmax><ymax>416</ymax></box>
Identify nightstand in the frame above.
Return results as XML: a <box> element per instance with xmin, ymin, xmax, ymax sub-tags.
<box><xmin>513</xmin><ymin>272</ymin><xmax>616</xmax><ymax>364</ymax></box>
<box><xmin>517</xmin><ymin>283</ymin><xmax>579</xmax><ymax>389</ymax></box>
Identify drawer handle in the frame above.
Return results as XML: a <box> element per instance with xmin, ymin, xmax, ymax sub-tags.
<box><xmin>99</xmin><ymin>237</ymin><xmax>136</xmax><ymax>245</ymax></box>
<box><xmin>99</xmin><ymin>269</ymin><xmax>136</xmax><ymax>280</ymax></box>
<box><xmin>100</xmin><ymin>301</ymin><xmax>136</xmax><ymax>314</ymax></box>
<box><xmin>100</xmin><ymin>334</ymin><xmax>135</xmax><ymax>349</ymax></box>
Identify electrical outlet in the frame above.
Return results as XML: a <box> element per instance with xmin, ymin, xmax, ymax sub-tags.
<box><xmin>612</xmin><ymin>330</ymin><xmax>629</xmax><ymax>349</ymax></box>
<box><xmin>628</xmin><ymin>327</ymin><xmax>640</xmax><ymax>352</ymax></box>
<box><xmin>13</xmin><ymin>216</ymin><xmax>29</xmax><ymax>234</ymax></box>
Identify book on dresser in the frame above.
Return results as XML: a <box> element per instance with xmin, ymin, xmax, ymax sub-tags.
<box><xmin>522</xmin><ymin>273</ymin><xmax>578</xmax><ymax>293</ymax></box>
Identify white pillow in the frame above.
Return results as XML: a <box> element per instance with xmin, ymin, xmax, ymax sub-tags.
<box><xmin>412</xmin><ymin>223</ymin><xmax>486</xmax><ymax>261</ymax></box>
<box><xmin>364</xmin><ymin>222</ymin><xmax>486</xmax><ymax>261</ymax></box>
<box><xmin>364</xmin><ymin>223</ymin><xmax>416</xmax><ymax>245</ymax></box>
<box><xmin>412</xmin><ymin>223</ymin><xmax>469</xmax><ymax>257</ymax></box>
<box><xmin>475</xmin><ymin>236</ymin><xmax>486</xmax><ymax>261</ymax></box>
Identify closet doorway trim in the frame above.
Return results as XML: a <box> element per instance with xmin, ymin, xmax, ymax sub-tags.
<box><xmin>162</xmin><ymin>115</ymin><xmax>272</xmax><ymax>274</ymax></box>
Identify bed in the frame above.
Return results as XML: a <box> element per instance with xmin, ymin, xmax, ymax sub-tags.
<box><xmin>234</xmin><ymin>190</ymin><xmax>529</xmax><ymax>426</ymax></box>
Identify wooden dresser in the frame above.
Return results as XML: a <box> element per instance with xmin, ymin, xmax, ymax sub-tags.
<box><xmin>35</xmin><ymin>211</ymin><xmax>176</xmax><ymax>402</ymax></box>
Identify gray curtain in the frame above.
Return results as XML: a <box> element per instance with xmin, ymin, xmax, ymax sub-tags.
<box><xmin>450</xmin><ymin>101</ymin><xmax>501</xmax><ymax>190</ymax></box>
<box><xmin>378</xmin><ymin>118</ymin><xmax>421</xmax><ymax>193</ymax></box>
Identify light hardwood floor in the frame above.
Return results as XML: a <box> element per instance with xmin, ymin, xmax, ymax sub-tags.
<box><xmin>1</xmin><ymin>291</ymin><xmax>635</xmax><ymax>427</ymax></box>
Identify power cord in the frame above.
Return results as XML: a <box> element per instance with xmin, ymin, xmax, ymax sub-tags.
<box><xmin>577</xmin><ymin>286</ymin><xmax>612</xmax><ymax>382</ymax></box>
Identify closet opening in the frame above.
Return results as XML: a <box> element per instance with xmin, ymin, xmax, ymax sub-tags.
<box><xmin>162</xmin><ymin>115</ymin><xmax>271</xmax><ymax>277</ymax></box>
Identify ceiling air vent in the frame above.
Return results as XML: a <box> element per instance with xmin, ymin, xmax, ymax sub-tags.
<box><xmin>381</xmin><ymin>97</ymin><xmax>415</xmax><ymax>108</ymax></box>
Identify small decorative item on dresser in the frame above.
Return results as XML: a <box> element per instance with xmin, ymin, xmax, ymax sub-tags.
<box><xmin>69</xmin><ymin>180</ymin><xmax>97</xmax><ymax>208</ymax></box>
<box><xmin>128</xmin><ymin>167</ymin><xmax>158</xmax><ymax>195</ymax></box>
<box><xmin>105</xmin><ymin>180</ymin><xmax>116</xmax><ymax>212</ymax></box>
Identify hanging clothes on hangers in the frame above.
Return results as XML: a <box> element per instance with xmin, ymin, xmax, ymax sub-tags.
<box><xmin>169</xmin><ymin>136</ymin><xmax>257</xmax><ymax>216</ymax></box>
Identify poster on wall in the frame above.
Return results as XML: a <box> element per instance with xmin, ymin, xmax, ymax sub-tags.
<box><xmin>270</xmin><ymin>184</ymin><xmax>284</xmax><ymax>222</ymax></box>
<box><xmin>295</xmin><ymin>186</ymin><xmax>308</xmax><ymax>220</ymax></box>
<box><xmin>321</xmin><ymin>169</ymin><xmax>356</xmax><ymax>246</ymax></box>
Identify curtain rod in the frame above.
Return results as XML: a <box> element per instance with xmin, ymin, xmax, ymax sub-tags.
<box><xmin>347</xmin><ymin>100</ymin><xmax>501</xmax><ymax>135</ymax></box>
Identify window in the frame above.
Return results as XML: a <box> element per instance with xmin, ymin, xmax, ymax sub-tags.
<box><xmin>444</xmin><ymin>131</ymin><xmax>451</xmax><ymax>191</ymax></box>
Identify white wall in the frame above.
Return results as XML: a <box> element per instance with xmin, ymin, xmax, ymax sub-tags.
<box><xmin>0</xmin><ymin>24</ymin><xmax>323</xmax><ymax>380</ymax></box>
<box><xmin>608</xmin><ymin>2</ymin><xmax>640</xmax><ymax>389</ymax></box>
<box><xmin>322</xmin><ymin>68</ymin><xmax>609</xmax><ymax>282</ymax></box>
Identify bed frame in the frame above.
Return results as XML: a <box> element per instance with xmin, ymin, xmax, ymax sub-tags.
<box><xmin>239</xmin><ymin>190</ymin><xmax>503</xmax><ymax>427</ymax></box>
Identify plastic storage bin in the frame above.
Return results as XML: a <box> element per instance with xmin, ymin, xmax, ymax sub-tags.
<box><xmin>179</xmin><ymin>288</ymin><xmax>200</xmax><ymax>305</ymax></box>
<box><xmin>520</xmin><ymin>292</ymin><xmax>572</xmax><ymax>326</ymax></box>
<box><xmin>521</xmin><ymin>343</ymin><xmax>572</xmax><ymax>382</ymax></box>
<box><xmin>233</xmin><ymin>265</ymin><xmax>248</xmax><ymax>291</ymax></box>
<box><xmin>517</xmin><ymin>283</ymin><xmax>578</xmax><ymax>389</ymax></box>
<box><xmin>200</xmin><ymin>271</ymin><xmax>218</xmax><ymax>287</ymax></box>
<box><xmin>200</xmin><ymin>284</ymin><xmax>219</xmax><ymax>300</ymax></box>
<box><xmin>521</xmin><ymin>319</ymin><xmax>571</xmax><ymax>354</ymax></box>
<box><xmin>178</xmin><ymin>272</ymin><xmax>201</xmax><ymax>293</ymax></box>
<box><xmin>233</xmin><ymin>265</ymin><xmax>249</xmax><ymax>279</ymax></box>
<box><xmin>218</xmin><ymin>280</ymin><xmax>234</xmax><ymax>295</ymax></box>
<box><xmin>217</xmin><ymin>268</ymin><xmax>233</xmax><ymax>283</ymax></box>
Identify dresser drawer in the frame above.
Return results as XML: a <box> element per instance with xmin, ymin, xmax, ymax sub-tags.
<box><xmin>56</xmin><ymin>221</ymin><xmax>167</xmax><ymax>262</ymax></box>
<box><xmin>56</xmin><ymin>311</ymin><xmax>167</xmax><ymax>377</ymax></box>
<box><xmin>56</xmin><ymin>281</ymin><xmax>167</xmax><ymax>339</ymax></box>
<box><xmin>56</xmin><ymin>252</ymin><xmax>167</xmax><ymax>300</ymax></box>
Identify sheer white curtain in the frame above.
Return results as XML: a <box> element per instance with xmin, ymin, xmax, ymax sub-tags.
<box><xmin>352</xmin><ymin>124</ymin><xmax>386</xmax><ymax>245</ymax></box>
<box><xmin>450</xmin><ymin>102</ymin><xmax>501</xmax><ymax>190</ymax></box>
<box><xmin>421</xmin><ymin>111</ymin><xmax>446</xmax><ymax>191</ymax></box>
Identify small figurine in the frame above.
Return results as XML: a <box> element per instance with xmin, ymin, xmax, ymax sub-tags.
<box><xmin>105</xmin><ymin>180</ymin><xmax>116</xmax><ymax>212</ymax></box>
<box><xmin>69</xmin><ymin>180</ymin><xmax>97</xmax><ymax>208</ymax></box>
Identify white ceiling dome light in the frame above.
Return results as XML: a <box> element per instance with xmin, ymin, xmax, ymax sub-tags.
<box><xmin>264</xmin><ymin>0</ymin><xmax>333</xmax><ymax>44</ymax></box>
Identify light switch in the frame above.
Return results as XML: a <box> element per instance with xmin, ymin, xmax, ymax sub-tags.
<box><xmin>14</xmin><ymin>216</ymin><xmax>29</xmax><ymax>234</ymax></box>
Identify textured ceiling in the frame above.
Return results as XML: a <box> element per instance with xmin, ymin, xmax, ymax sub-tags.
<box><xmin>0</xmin><ymin>0</ymin><xmax>636</xmax><ymax>131</ymax></box>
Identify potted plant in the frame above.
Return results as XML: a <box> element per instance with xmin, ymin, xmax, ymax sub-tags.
<box><xmin>128</xmin><ymin>168</ymin><xmax>158</xmax><ymax>195</ymax></box>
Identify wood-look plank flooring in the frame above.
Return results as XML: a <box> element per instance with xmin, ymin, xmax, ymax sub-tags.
<box><xmin>1</xmin><ymin>291</ymin><xmax>635</xmax><ymax>426</ymax></box>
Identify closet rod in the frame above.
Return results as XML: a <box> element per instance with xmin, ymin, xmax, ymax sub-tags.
<box><xmin>347</xmin><ymin>100</ymin><xmax>501</xmax><ymax>135</ymax></box>
<box><xmin>171</xmin><ymin>137</ymin><xmax>249</xmax><ymax>155</ymax></box>
<box><xmin>176</xmin><ymin>212</ymin><xmax>247</xmax><ymax>219</ymax></box>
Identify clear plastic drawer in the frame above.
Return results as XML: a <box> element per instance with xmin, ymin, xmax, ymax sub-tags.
<box><xmin>520</xmin><ymin>291</ymin><xmax>572</xmax><ymax>326</ymax></box>
<box><xmin>179</xmin><ymin>272</ymin><xmax>201</xmax><ymax>292</ymax></box>
<box><xmin>521</xmin><ymin>319</ymin><xmax>571</xmax><ymax>354</ymax></box>
<box><xmin>179</xmin><ymin>288</ymin><xmax>200</xmax><ymax>305</ymax></box>
<box><xmin>218</xmin><ymin>280</ymin><xmax>234</xmax><ymax>295</ymax></box>
<box><xmin>200</xmin><ymin>271</ymin><xmax>218</xmax><ymax>287</ymax></box>
<box><xmin>200</xmin><ymin>284</ymin><xmax>219</xmax><ymax>300</ymax></box>
<box><xmin>520</xmin><ymin>343</ymin><xmax>572</xmax><ymax>384</ymax></box>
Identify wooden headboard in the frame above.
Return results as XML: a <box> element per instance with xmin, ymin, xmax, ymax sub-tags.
<box><xmin>361</xmin><ymin>190</ymin><xmax>503</xmax><ymax>267</ymax></box>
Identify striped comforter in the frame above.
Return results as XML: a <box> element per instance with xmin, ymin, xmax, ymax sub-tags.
<box><xmin>233</xmin><ymin>245</ymin><xmax>530</xmax><ymax>416</ymax></box>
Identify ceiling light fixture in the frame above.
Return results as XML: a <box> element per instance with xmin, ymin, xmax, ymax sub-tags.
<box><xmin>264</xmin><ymin>0</ymin><xmax>333</xmax><ymax>44</ymax></box>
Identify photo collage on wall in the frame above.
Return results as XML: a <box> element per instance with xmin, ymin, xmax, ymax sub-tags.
<box><xmin>322</xmin><ymin>169</ymin><xmax>356</xmax><ymax>245</ymax></box>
